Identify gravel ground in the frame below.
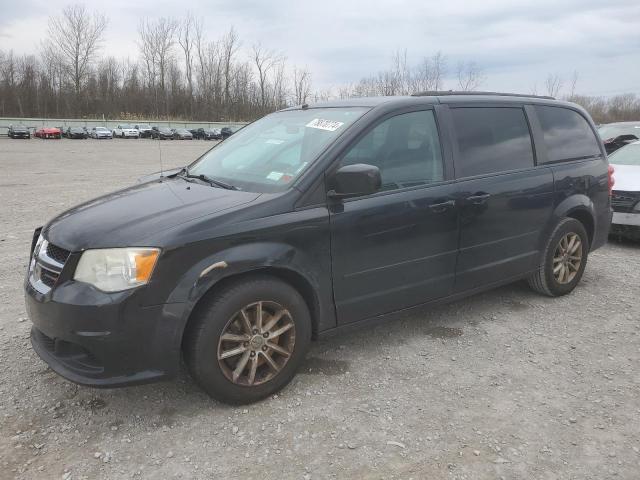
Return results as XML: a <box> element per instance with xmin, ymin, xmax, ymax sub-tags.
<box><xmin>1</xmin><ymin>137</ymin><xmax>639</xmax><ymax>480</ymax></box>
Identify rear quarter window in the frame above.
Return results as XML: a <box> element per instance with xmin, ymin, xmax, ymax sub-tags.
<box><xmin>535</xmin><ymin>106</ymin><xmax>601</xmax><ymax>162</ymax></box>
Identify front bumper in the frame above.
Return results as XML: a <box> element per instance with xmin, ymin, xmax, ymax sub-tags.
<box><xmin>25</xmin><ymin>277</ymin><xmax>186</xmax><ymax>387</ymax></box>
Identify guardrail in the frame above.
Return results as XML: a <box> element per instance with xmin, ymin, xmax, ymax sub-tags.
<box><xmin>0</xmin><ymin>117</ymin><xmax>248</xmax><ymax>135</ymax></box>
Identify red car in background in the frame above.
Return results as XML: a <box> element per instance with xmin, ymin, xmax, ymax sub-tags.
<box><xmin>34</xmin><ymin>127</ymin><xmax>62</xmax><ymax>139</ymax></box>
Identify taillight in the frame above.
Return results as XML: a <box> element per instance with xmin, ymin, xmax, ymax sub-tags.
<box><xmin>608</xmin><ymin>164</ymin><xmax>615</xmax><ymax>196</ymax></box>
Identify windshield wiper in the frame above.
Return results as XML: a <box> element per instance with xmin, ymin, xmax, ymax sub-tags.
<box><xmin>176</xmin><ymin>168</ymin><xmax>237</xmax><ymax>190</ymax></box>
<box><xmin>192</xmin><ymin>174</ymin><xmax>238</xmax><ymax>190</ymax></box>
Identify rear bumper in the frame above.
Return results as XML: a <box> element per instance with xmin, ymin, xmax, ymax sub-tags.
<box><xmin>25</xmin><ymin>279</ymin><xmax>186</xmax><ymax>387</ymax></box>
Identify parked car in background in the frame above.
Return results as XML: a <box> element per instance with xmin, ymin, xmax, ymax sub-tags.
<box><xmin>90</xmin><ymin>127</ymin><xmax>113</xmax><ymax>139</ymax></box>
<box><xmin>65</xmin><ymin>127</ymin><xmax>88</xmax><ymax>139</ymax></box>
<box><xmin>189</xmin><ymin>128</ymin><xmax>206</xmax><ymax>139</ymax></box>
<box><xmin>205</xmin><ymin>128</ymin><xmax>222</xmax><ymax>140</ymax></box>
<box><xmin>193</xmin><ymin>128</ymin><xmax>222</xmax><ymax>140</ymax></box>
<box><xmin>152</xmin><ymin>127</ymin><xmax>174</xmax><ymax>140</ymax></box>
<box><xmin>112</xmin><ymin>124</ymin><xmax>140</xmax><ymax>139</ymax></box>
<box><xmin>608</xmin><ymin>141</ymin><xmax>640</xmax><ymax>240</ymax></box>
<box><xmin>25</xmin><ymin>93</ymin><xmax>612</xmax><ymax>405</ymax></box>
<box><xmin>220</xmin><ymin>127</ymin><xmax>233</xmax><ymax>139</ymax></box>
<box><xmin>598</xmin><ymin>122</ymin><xmax>640</xmax><ymax>154</ymax></box>
<box><xmin>135</xmin><ymin>124</ymin><xmax>153</xmax><ymax>138</ymax></box>
<box><xmin>34</xmin><ymin>127</ymin><xmax>61</xmax><ymax>139</ymax></box>
<box><xmin>8</xmin><ymin>125</ymin><xmax>30</xmax><ymax>139</ymax></box>
<box><xmin>173</xmin><ymin>128</ymin><xmax>193</xmax><ymax>140</ymax></box>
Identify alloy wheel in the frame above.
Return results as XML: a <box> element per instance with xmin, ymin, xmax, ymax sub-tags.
<box><xmin>552</xmin><ymin>232</ymin><xmax>582</xmax><ymax>284</ymax></box>
<box><xmin>217</xmin><ymin>301</ymin><xmax>296</xmax><ymax>386</ymax></box>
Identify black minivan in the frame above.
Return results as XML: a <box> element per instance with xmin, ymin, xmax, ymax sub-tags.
<box><xmin>25</xmin><ymin>93</ymin><xmax>613</xmax><ymax>404</ymax></box>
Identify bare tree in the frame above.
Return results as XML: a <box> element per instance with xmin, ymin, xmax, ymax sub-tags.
<box><xmin>46</xmin><ymin>4</ymin><xmax>108</xmax><ymax>96</ymax></box>
<box><xmin>413</xmin><ymin>51</ymin><xmax>447</xmax><ymax>92</ymax></box>
<box><xmin>568</xmin><ymin>70</ymin><xmax>579</xmax><ymax>99</ymax></box>
<box><xmin>545</xmin><ymin>73</ymin><xmax>563</xmax><ymax>98</ymax></box>
<box><xmin>178</xmin><ymin>13</ymin><xmax>196</xmax><ymax>113</ymax></box>
<box><xmin>293</xmin><ymin>67</ymin><xmax>312</xmax><ymax>105</ymax></box>
<box><xmin>431</xmin><ymin>52</ymin><xmax>446</xmax><ymax>91</ymax></box>
<box><xmin>251</xmin><ymin>43</ymin><xmax>279</xmax><ymax>110</ymax></box>
<box><xmin>221</xmin><ymin>27</ymin><xmax>239</xmax><ymax>107</ymax></box>
<box><xmin>138</xmin><ymin>17</ymin><xmax>178</xmax><ymax>117</ymax></box>
<box><xmin>456</xmin><ymin>61</ymin><xmax>485</xmax><ymax>91</ymax></box>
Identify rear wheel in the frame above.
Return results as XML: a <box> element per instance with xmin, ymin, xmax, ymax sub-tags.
<box><xmin>528</xmin><ymin>218</ymin><xmax>589</xmax><ymax>297</ymax></box>
<box><xmin>184</xmin><ymin>275</ymin><xmax>311</xmax><ymax>404</ymax></box>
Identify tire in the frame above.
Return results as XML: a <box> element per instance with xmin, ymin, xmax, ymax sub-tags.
<box><xmin>528</xmin><ymin>217</ymin><xmax>589</xmax><ymax>297</ymax></box>
<box><xmin>184</xmin><ymin>275</ymin><xmax>312</xmax><ymax>405</ymax></box>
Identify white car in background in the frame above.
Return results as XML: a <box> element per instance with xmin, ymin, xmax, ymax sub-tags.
<box><xmin>112</xmin><ymin>124</ymin><xmax>139</xmax><ymax>138</ymax></box>
<box><xmin>609</xmin><ymin>140</ymin><xmax>640</xmax><ymax>239</ymax></box>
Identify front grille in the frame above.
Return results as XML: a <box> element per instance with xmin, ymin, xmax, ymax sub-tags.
<box><xmin>40</xmin><ymin>268</ymin><xmax>59</xmax><ymax>288</ymax></box>
<box><xmin>611</xmin><ymin>190</ymin><xmax>640</xmax><ymax>213</ymax></box>
<box><xmin>29</xmin><ymin>238</ymin><xmax>71</xmax><ymax>293</ymax></box>
<box><xmin>46</xmin><ymin>243</ymin><xmax>70</xmax><ymax>264</ymax></box>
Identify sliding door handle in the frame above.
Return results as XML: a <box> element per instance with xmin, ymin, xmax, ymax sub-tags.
<box><xmin>465</xmin><ymin>193</ymin><xmax>491</xmax><ymax>205</ymax></box>
<box><xmin>428</xmin><ymin>199</ymin><xmax>456</xmax><ymax>213</ymax></box>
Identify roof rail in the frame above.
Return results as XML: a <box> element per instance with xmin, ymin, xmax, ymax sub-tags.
<box><xmin>411</xmin><ymin>90</ymin><xmax>555</xmax><ymax>100</ymax></box>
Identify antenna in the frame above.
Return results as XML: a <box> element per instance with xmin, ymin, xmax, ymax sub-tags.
<box><xmin>158</xmin><ymin>134</ymin><xmax>164</xmax><ymax>178</ymax></box>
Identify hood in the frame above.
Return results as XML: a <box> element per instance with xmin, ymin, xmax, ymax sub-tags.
<box><xmin>610</xmin><ymin>163</ymin><xmax>640</xmax><ymax>192</ymax></box>
<box><xmin>44</xmin><ymin>177</ymin><xmax>261</xmax><ymax>251</ymax></box>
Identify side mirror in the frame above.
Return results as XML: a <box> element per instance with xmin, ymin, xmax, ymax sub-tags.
<box><xmin>329</xmin><ymin>164</ymin><xmax>381</xmax><ymax>199</ymax></box>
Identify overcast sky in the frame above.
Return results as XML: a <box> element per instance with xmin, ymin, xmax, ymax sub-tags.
<box><xmin>1</xmin><ymin>0</ymin><xmax>639</xmax><ymax>97</ymax></box>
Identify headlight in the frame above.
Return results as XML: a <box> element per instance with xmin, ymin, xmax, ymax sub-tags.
<box><xmin>634</xmin><ymin>202</ymin><xmax>640</xmax><ymax>212</ymax></box>
<box><xmin>74</xmin><ymin>248</ymin><xmax>160</xmax><ymax>292</ymax></box>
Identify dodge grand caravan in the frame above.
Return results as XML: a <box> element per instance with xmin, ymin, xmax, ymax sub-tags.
<box><xmin>25</xmin><ymin>92</ymin><xmax>612</xmax><ymax>404</ymax></box>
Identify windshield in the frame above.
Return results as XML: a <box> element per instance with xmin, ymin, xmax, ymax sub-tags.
<box><xmin>120</xmin><ymin>124</ymin><xmax>132</xmax><ymax>129</ymax></box>
<box><xmin>599</xmin><ymin>124</ymin><xmax>640</xmax><ymax>141</ymax></box>
<box><xmin>159</xmin><ymin>128</ymin><xmax>172</xmax><ymax>133</ymax></box>
<box><xmin>96</xmin><ymin>127</ymin><xmax>108</xmax><ymax>132</ymax></box>
<box><xmin>188</xmin><ymin>107</ymin><xmax>368</xmax><ymax>193</ymax></box>
<box><xmin>177</xmin><ymin>129</ymin><xmax>190</xmax><ymax>134</ymax></box>
<box><xmin>138</xmin><ymin>124</ymin><xmax>151</xmax><ymax>129</ymax></box>
<box><xmin>609</xmin><ymin>142</ymin><xmax>640</xmax><ymax>166</ymax></box>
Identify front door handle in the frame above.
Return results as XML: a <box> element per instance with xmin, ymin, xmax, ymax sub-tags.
<box><xmin>428</xmin><ymin>199</ymin><xmax>456</xmax><ymax>213</ymax></box>
<box><xmin>465</xmin><ymin>193</ymin><xmax>491</xmax><ymax>205</ymax></box>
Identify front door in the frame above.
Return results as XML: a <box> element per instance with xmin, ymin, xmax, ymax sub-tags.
<box><xmin>328</xmin><ymin>109</ymin><xmax>459</xmax><ymax>324</ymax></box>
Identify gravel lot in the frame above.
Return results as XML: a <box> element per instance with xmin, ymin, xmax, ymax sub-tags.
<box><xmin>1</xmin><ymin>137</ymin><xmax>639</xmax><ymax>480</ymax></box>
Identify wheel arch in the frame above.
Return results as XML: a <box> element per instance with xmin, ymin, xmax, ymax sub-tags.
<box><xmin>174</xmin><ymin>242</ymin><xmax>330</xmax><ymax>354</ymax></box>
<box><xmin>550</xmin><ymin>194</ymin><xmax>596</xmax><ymax>249</ymax></box>
<box><xmin>180</xmin><ymin>266</ymin><xmax>322</xmax><ymax>355</ymax></box>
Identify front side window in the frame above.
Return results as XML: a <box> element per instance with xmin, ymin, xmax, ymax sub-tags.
<box><xmin>535</xmin><ymin>106</ymin><xmax>601</xmax><ymax>162</ymax></box>
<box><xmin>451</xmin><ymin>107</ymin><xmax>534</xmax><ymax>178</ymax></box>
<box><xmin>188</xmin><ymin>107</ymin><xmax>368</xmax><ymax>193</ymax></box>
<box><xmin>339</xmin><ymin>110</ymin><xmax>444</xmax><ymax>191</ymax></box>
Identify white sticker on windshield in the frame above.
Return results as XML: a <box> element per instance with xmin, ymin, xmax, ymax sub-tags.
<box><xmin>266</xmin><ymin>139</ymin><xmax>284</xmax><ymax>144</ymax></box>
<box><xmin>267</xmin><ymin>171</ymin><xmax>284</xmax><ymax>181</ymax></box>
<box><xmin>306</xmin><ymin>118</ymin><xmax>344</xmax><ymax>132</ymax></box>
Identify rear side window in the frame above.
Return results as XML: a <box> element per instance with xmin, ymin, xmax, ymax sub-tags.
<box><xmin>535</xmin><ymin>106</ymin><xmax>601</xmax><ymax>162</ymax></box>
<box><xmin>451</xmin><ymin>107</ymin><xmax>534</xmax><ymax>178</ymax></box>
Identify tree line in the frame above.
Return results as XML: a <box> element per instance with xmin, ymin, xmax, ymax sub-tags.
<box><xmin>0</xmin><ymin>4</ymin><xmax>637</xmax><ymax>125</ymax></box>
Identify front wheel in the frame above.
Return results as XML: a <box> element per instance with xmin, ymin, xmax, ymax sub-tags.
<box><xmin>528</xmin><ymin>217</ymin><xmax>589</xmax><ymax>297</ymax></box>
<box><xmin>184</xmin><ymin>276</ymin><xmax>311</xmax><ymax>405</ymax></box>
